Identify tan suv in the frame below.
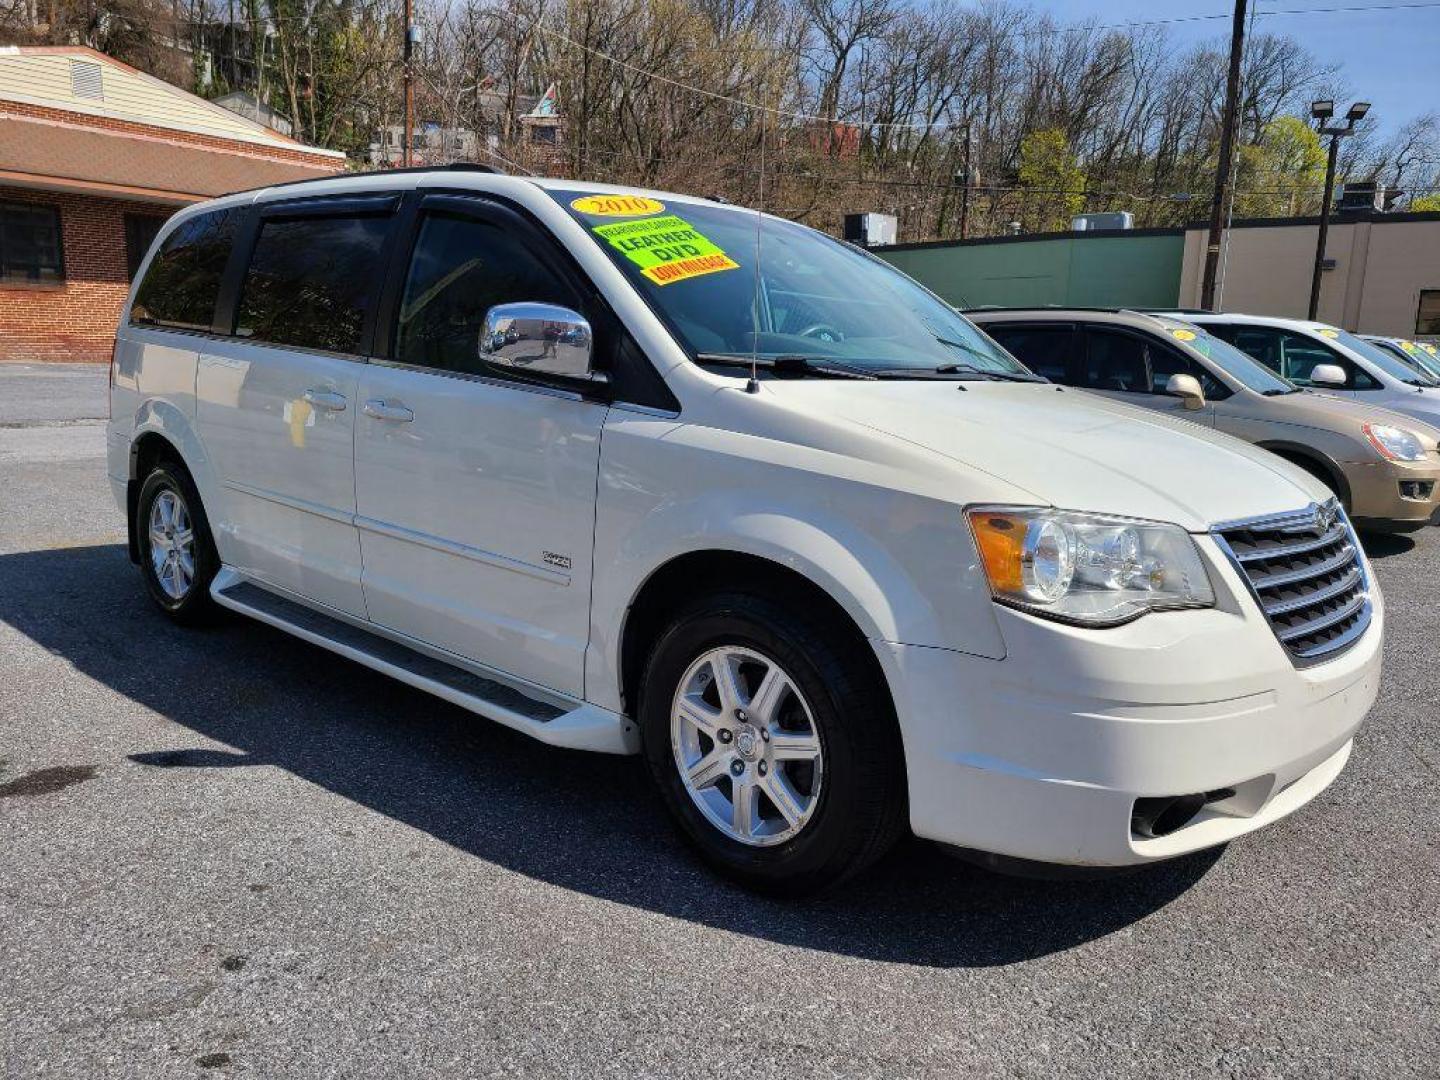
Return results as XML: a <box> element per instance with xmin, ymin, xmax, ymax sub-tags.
<box><xmin>969</xmin><ymin>308</ymin><xmax>1440</xmax><ymax>531</ymax></box>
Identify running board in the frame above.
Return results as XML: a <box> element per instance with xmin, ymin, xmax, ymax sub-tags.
<box><xmin>211</xmin><ymin>573</ymin><xmax>638</xmax><ymax>755</ymax></box>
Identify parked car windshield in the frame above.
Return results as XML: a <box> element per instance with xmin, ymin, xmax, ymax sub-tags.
<box><xmin>1334</xmin><ymin>328</ymin><xmax>1439</xmax><ymax>386</ymax></box>
<box><xmin>1375</xmin><ymin>338</ymin><xmax>1440</xmax><ymax>381</ymax></box>
<box><xmin>552</xmin><ymin>190</ymin><xmax>1035</xmax><ymax>379</ymax></box>
<box><xmin>1170</xmin><ymin>325</ymin><xmax>1297</xmax><ymax>394</ymax></box>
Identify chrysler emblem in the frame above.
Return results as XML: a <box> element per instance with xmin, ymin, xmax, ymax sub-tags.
<box><xmin>1315</xmin><ymin>503</ymin><xmax>1335</xmax><ymax>533</ymax></box>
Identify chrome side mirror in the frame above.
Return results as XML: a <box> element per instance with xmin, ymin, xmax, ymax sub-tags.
<box><xmin>1165</xmin><ymin>372</ymin><xmax>1206</xmax><ymax>410</ymax></box>
<box><xmin>1309</xmin><ymin>363</ymin><xmax>1348</xmax><ymax>388</ymax></box>
<box><xmin>479</xmin><ymin>302</ymin><xmax>602</xmax><ymax>383</ymax></box>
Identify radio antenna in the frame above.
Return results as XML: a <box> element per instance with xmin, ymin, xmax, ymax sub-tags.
<box><xmin>746</xmin><ymin>111</ymin><xmax>766</xmax><ymax>394</ymax></box>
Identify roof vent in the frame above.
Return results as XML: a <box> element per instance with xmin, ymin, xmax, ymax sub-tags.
<box><xmin>70</xmin><ymin>60</ymin><xmax>104</xmax><ymax>101</ymax></box>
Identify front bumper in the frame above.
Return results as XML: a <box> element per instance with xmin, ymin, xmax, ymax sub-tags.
<box><xmin>882</xmin><ymin>534</ymin><xmax>1383</xmax><ymax>866</ymax></box>
<box><xmin>1343</xmin><ymin>457</ymin><xmax>1440</xmax><ymax>528</ymax></box>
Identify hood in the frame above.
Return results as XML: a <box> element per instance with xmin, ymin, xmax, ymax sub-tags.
<box><xmin>771</xmin><ymin>381</ymin><xmax>1325</xmax><ymax>531</ymax></box>
<box><xmin>1276</xmin><ymin>390</ymin><xmax>1440</xmax><ymax>446</ymax></box>
<box><xmin>1357</xmin><ymin>388</ymin><xmax>1440</xmax><ymax>431</ymax></box>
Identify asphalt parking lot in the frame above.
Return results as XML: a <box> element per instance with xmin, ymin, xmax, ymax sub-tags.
<box><xmin>1</xmin><ymin>362</ymin><xmax>1437</xmax><ymax>1078</ymax></box>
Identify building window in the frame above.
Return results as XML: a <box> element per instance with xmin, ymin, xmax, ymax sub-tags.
<box><xmin>124</xmin><ymin>213</ymin><xmax>169</xmax><ymax>281</ymax></box>
<box><xmin>1417</xmin><ymin>290</ymin><xmax>1440</xmax><ymax>338</ymax></box>
<box><xmin>0</xmin><ymin>202</ymin><xmax>64</xmax><ymax>285</ymax></box>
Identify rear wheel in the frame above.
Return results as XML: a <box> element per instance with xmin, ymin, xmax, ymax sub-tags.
<box><xmin>639</xmin><ymin>589</ymin><xmax>907</xmax><ymax>896</ymax></box>
<box><xmin>136</xmin><ymin>463</ymin><xmax>219</xmax><ymax>624</ymax></box>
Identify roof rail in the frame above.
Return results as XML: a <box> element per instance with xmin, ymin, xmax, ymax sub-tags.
<box><xmin>366</xmin><ymin>162</ymin><xmax>505</xmax><ymax>177</ymax></box>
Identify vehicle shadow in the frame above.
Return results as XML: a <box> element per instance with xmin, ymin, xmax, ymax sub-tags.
<box><xmin>0</xmin><ymin>543</ymin><xmax>1220</xmax><ymax>969</ymax></box>
<box><xmin>1358</xmin><ymin>531</ymin><xmax>1416</xmax><ymax>560</ymax></box>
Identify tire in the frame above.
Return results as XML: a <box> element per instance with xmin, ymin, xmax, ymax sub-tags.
<box><xmin>639</xmin><ymin>588</ymin><xmax>907</xmax><ymax>896</ymax></box>
<box><xmin>136</xmin><ymin>462</ymin><xmax>220</xmax><ymax>625</ymax></box>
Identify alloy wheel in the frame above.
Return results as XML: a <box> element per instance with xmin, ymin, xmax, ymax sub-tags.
<box><xmin>670</xmin><ymin>646</ymin><xmax>824</xmax><ymax>847</ymax></box>
<box><xmin>148</xmin><ymin>488</ymin><xmax>196</xmax><ymax>601</ymax></box>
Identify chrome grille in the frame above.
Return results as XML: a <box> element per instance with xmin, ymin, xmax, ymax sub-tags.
<box><xmin>1214</xmin><ymin>501</ymin><xmax>1372</xmax><ymax>665</ymax></box>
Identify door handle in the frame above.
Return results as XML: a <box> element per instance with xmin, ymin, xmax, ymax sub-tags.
<box><xmin>303</xmin><ymin>388</ymin><xmax>347</xmax><ymax>411</ymax></box>
<box><xmin>363</xmin><ymin>399</ymin><xmax>414</xmax><ymax>423</ymax></box>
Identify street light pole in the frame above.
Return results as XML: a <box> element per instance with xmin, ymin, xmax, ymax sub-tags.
<box><xmin>1307</xmin><ymin>100</ymin><xmax>1370</xmax><ymax>321</ymax></box>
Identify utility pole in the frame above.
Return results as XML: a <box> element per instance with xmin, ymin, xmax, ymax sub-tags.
<box><xmin>1307</xmin><ymin>100</ymin><xmax>1369</xmax><ymax>320</ymax></box>
<box><xmin>402</xmin><ymin>0</ymin><xmax>415</xmax><ymax>168</ymax></box>
<box><xmin>1200</xmin><ymin>0</ymin><xmax>1247</xmax><ymax>311</ymax></box>
<box><xmin>959</xmin><ymin>122</ymin><xmax>973</xmax><ymax>241</ymax></box>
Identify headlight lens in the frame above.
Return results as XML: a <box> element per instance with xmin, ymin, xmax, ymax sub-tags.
<box><xmin>1362</xmin><ymin>422</ymin><xmax>1427</xmax><ymax>462</ymax></box>
<box><xmin>967</xmin><ymin>507</ymin><xmax>1215</xmax><ymax>626</ymax></box>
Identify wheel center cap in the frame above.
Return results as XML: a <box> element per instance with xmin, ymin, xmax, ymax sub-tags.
<box><xmin>734</xmin><ymin>725</ymin><xmax>761</xmax><ymax>760</ymax></box>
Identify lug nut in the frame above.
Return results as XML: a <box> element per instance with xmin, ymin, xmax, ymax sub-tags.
<box><xmin>735</xmin><ymin>709</ymin><xmax>748</xmax><ymax>722</ymax></box>
<box><xmin>730</xmin><ymin>760</ymin><xmax>745</xmax><ymax>777</ymax></box>
<box><xmin>758</xmin><ymin>761</ymin><xmax>768</xmax><ymax>776</ymax></box>
<box><xmin>760</xmin><ymin>729</ymin><xmax>770</xmax><ymax>742</ymax></box>
<box><xmin>717</xmin><ymin>729</ymin><xmax>733</xmax><ymax>744</ymax></box>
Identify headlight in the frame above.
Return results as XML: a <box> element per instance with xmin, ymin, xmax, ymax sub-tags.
<box><xmin>1362</xmin><ymin>422</ymin><xmax>1427</xmax><ymax>462</ymax></box>
<box><xmin>966</xmin><ymin>507</ymin><xmax>1215</xmax><ymax>626</ymax></box>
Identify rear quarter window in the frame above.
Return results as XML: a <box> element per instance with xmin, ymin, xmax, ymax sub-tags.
<box><xmin>130</xmin><ymin>208</ymin><xmax>238</xmax><ymax>331</ymax></box>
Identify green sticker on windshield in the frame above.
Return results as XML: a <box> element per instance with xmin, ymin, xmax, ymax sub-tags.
<box><xmin>591</xmin><ymin>214</ymin><xmax>739</xmax><ymax>286</ymax></box>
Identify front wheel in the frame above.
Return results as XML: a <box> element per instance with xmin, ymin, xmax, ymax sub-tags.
<box><xmin>639</xmin><ymin>590</ymin><xmax>907</xmax><ymax>896</ymax></box>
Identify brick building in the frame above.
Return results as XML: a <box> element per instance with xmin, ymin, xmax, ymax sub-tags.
<box><xmin>0</xmin><ymin>46</ymin><xmax>345</xmax><ymax>362</ymax></box>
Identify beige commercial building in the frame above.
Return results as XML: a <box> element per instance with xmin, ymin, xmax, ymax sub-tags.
<box><xmin>1179</xmin><ymin>211</ymin><xmax>1440</xmax><ymax>339</ymax></box>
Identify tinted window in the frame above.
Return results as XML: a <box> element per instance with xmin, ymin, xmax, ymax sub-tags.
<box><xmin>0</xmin><ymin>202</ymin><xmax>64</xmax><ymax>284</ymax></box>
<box><xmin>124</xmin><ymin>213</ymin><xmax>168</xmax><ymax>280</ymax></box>
<box><xmin>236</xmin><ymin>214</ymin><xmax>390</xmax><ymax>353</ymax></box>
<box><xmin>1146</xmin><ymin>340</ymin><xmax>1228</xmax><ymax>399</ymax></box>
<box><xmin>396</xmin><ymin>211</ymin><xmax>579</xmax><ymax>374</ymax></box>
<box><xmin>131</xmin><ymin>209</ymin><xmax>237</xmax><ymax>331</ymax></box>
<box><xmin>985</xmin><ymin>325</ymin><xmax>1072</xmax><ymax>381</ymax></box>
<box><xmin>1078</xmin><ymin>329</ymin><xmax>1148</xmax><ymax>392</ymax></box>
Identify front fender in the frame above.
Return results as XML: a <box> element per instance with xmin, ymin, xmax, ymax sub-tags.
<box><xmin>585</xmin><ymin>434</ymin><xmax>1007</xmax><ymax>713</ymax></box>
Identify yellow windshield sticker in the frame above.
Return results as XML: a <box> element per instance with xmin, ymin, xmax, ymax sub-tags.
<box><xmin>592</xmin><ymin>214</ymin><xmax>740</xmax><ymax>286</ymax></box>
<box><xmin>1170</xmin><ymin>328</ymin><xmax>1197</xmax><ymax>341</ymax></box>
<box><xmin>1400</xmin><ymin>340</ymin><xmax>1419</xmax><ymax>352</ymax></box>
<box><xmin>1318</xmin><ymin>328</ymin><xmax>1339</xmax><ymax>338</ymax></box>
<box><xmin>571</xmin><ymin>194</ymin><xmax>666</xmax><ymax>217</ymax></box>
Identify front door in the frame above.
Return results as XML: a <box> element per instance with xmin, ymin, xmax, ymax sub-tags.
<box><xmin>196</xmin><ymin>202</ymin><xmax>395</xmax><ymax>618</ymax></box>
<box><xmin>1077</xmin><ymin>326</ymin><xmax>1216</xmax><ymax>425</ymax></box>
<box><xmin>353</xmin><ymin>198</ymin><xmax>608</xmax><ymax>698</ymax></box>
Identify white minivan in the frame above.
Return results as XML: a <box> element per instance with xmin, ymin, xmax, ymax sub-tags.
<box><xmin>110</xmin><ymin>169</ymin><xmax>1383</xmax><ymax>894</ymax></box>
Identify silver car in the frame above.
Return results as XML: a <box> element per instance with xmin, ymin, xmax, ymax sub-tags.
<box><xmin>1169</xmin><ymin>312</ymin><xmax>1440</xmax><ymax>433</ymax></box>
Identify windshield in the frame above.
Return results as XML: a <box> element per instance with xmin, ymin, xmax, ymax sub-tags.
<box><xmin>1392</xmin><ymin>340</ymin><xmax>1440</xmax><ymax>381</ymax></box>
<box><xmin>1167</xmin><ymin>324</ymin><xmax>1296</xmax><ymax>394</ymax></box>
<box><xmin>1333</xmin><ymin>328</ymin><xmax>1439</xmax><ymax>385</ymax></box>
<box><xmin>552</xmin><ymin>190</ymin><xmax>1033</xmax><ymax>378</ymax></box>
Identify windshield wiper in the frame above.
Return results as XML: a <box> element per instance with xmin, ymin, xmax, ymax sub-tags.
<box><xmin>931</xmin><ymin>336</ymin><xmax>1044</xmax><ymax>381</ymax></box>
<box><xmin>695</xmin><ymin>352</ymin><xmax>878</xmax><ymax>380</ymax></box>
<box><xmin>930</xmin><ymin>363</ymin><xmax>1045</xmax><ymax>383</ymax></box>
<box><xmin>1261</xmin><ymin>387</ymin><xmax>1302</xmax><ymax>396</ymax></box>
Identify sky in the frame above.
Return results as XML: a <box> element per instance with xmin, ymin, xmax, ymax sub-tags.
<box><xmin>1038</xmin><ymin>0</ymin><xmax>1440</xmax><ymax>138</ymax></box>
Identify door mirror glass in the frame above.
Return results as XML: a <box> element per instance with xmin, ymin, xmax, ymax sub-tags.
<box><xmin>1164</xmin><ymin>373</ymin><xmax>1206</xmax><ymax>409</ymax></box>
<box><xmin>480</xmin><ymin>302</ymin><xmax>600</xmax><ymax>382</ymax></box>
<box><xmin>1309</xmin><ymin>363</ymin><xmax>1348</xmax><ymax>388</ymax></box>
